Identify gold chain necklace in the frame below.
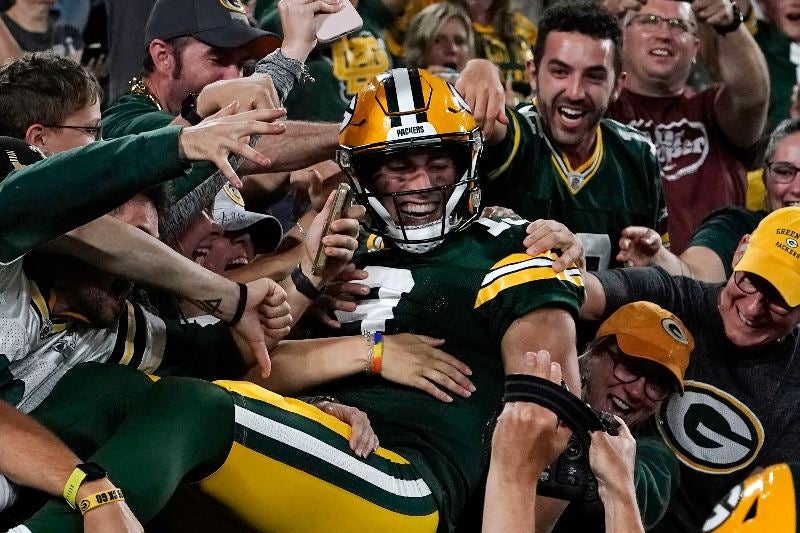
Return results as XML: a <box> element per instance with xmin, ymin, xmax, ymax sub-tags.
<box><xmin>129</xmin><ymin>78</ymin><xmax>162</xmax><ymax>111</ymax></box>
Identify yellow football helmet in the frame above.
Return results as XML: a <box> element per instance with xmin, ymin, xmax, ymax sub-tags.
<box><xmin>703</xmin><ymin>463</ymin><xmax>798</xmax><ymax>533</ymax></box>
<box><xmin>336</xmin><ymin>68</ymin><xmax>483</xmax><ymax>253</ymax></box>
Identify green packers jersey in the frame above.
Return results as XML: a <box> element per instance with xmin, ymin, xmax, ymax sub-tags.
<box><xmin>322</xmin><ymin>218</ymin><xmax>584</xmax><ymax>531</ymax></box>
<box><xmin>480</xmin><ymin>104</ymin><xmax>666</xmax><ymax>270</ymax></box>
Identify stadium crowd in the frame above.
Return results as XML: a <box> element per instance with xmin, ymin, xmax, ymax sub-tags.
<box><xmin>0</xmin><ymin>0</ymin><xmax>798</xmax><ymax>531</ymax></box>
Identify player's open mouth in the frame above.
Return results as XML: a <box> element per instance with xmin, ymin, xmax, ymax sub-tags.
<box><xmin>785</xmin><ymin>201</ymin><xmax>800</xmax><ymax>207</ymax></box>
<box><xmin>397</xmin><ymin>201</ymin><xmax>441</xmax><ymax>223</ymax></box>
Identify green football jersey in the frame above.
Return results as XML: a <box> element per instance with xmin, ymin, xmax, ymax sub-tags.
<box><xmin>480</xmin><ymin>104</ymin><xmax>667</xmax><ymax>270</ymax></box>
<box><xmin>321</xmin><ymin>218</ymin><xmax>584</xmax><ymax>531</ymax></box>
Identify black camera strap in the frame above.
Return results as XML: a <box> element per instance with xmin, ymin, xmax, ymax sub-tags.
<box><xmin>503</xmin><ymin>374</ymin><xmax>605</xmax><ymax>449</ymax></box>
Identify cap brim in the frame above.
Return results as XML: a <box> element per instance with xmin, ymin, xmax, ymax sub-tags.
<box><xmin>248</xmin><ymin>216</ymin><xmax>284</xmax><ymax>253</ymax></box>
<box><xmin>193</xmin><ymin>25</ymin><xmax>281</xmax><ymax>59</ymax></box>
<box><xmin>218</xmin><ymin>210</ymin><xmax>283</xmax><ymax>253</ymax></box>
<box><xmin>735</xmin><ymin>242</ymin><xmax>800</xmax><ymax>307</ymax></box>
<box><xmin>614</xmin><ymin>333</ymin><xmax>686</xmax><ymax>395</ymax></box>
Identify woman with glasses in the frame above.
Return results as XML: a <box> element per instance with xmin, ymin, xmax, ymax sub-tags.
<box><xmin>541</xmin><ymin>300</ymin><xmax>692</xmax><ymax>533</ymax></box>
<box><xmin>618</xmin><ymin>117</ymin><xmax>800</xmax><ymax>283</ymax></box>
<box><xmin>581</xmin><ymin>301</ymin><xmax>691</xmax><ymax>428</ymax></box>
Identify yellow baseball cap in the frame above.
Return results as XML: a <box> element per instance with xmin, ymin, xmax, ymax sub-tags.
<box><xmin>734</xmin><ymin>207</ymin><xmax>800</xmax><ymax>308</ymax></box>
<box><xmin>596</xmin><ymin>301</ymin><xmax>693</xmax><ymax>394</ymax></box>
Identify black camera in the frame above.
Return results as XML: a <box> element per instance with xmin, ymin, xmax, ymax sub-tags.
<box><xmin>495</xmin><ymin>374</ymin><xmax>621</xmax><ymax>502</ymax></box>
<box><xmin>536</xmin><ymin>410</ymin><xmax>620</xmax><ymax>502</ymax></box>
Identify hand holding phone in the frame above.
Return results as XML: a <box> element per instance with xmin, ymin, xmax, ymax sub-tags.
<box><xmin>312</xmin><ymin>183</ymin><xmax>353</xmax><ymax>276</ymax></box>
<box><xmin>315</xmin><ymin>0</ymin><xmax>363</xmax><ymax>43</ymax></box>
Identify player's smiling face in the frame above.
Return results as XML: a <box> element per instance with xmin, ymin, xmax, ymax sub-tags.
<box><xmin>531</xmin><ymin>31</ymin><xmax>623</xmax><ymax>164</ymax></box>
<box><xmin>766</xmin><ymin>131</ymin><xmax>800</xmax><ymax>212</ymax></box>
<box><xmin>621</xmin><ymin>0</ymin><xmax>698</xmax><ymax>95</ymax></box>
<box><xmin>372</xmin><ymin>150</ymin><xmax>457</xmax><ymax>227</ymax></box>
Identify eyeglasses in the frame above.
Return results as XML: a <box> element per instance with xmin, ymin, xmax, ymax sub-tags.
<box><xmin>733</xmin><ymin>271</ymin><xmax>795</xmax><ymax>316</ymax></box>
<box><xmin>605</xmin><ymin>346</ymin><xmax>674</xmax><ymax>402</ymax></box>
<box><xmin>626</xmin><ymin>13</ymin><xmax>696</xmax><ymax>35</ymax></box>
<box><xmin>766</xmin><ymin>160</ymin><xmax>800</xmax><ymax>184</ymax></box>
<box><xmin>42</xmin><ymin>124</ymin><xmax>102</xmax><ymax>140</ymax></box>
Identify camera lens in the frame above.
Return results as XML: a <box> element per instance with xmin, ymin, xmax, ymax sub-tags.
<box><xmin>564</xmin><ymin>440</ymin><xmax>582</xmax><ymax>461</ymax></box>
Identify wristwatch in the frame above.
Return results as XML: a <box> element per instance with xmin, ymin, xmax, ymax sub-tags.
<box><xmin>180</xmin><ymin>92</ymin><xmax>203</xmax><ymax>125</ymax></box>
<box><xmin>63</xmin><ymin>462</ymin><xmax>108</xmax><ymax>509</ymax></box>
<box><xmin>714</xmin><ymin>1</ymin><xmax>743</xmax><ymax>35</ymax></box>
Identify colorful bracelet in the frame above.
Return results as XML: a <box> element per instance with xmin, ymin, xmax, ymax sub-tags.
<box><xmin>371</xmin><ymin>331</ymin><xmax>384</xmax><ymax>374</ymax></box>
<box><xmin>78</xmin><ymin>488</ymin><xmax>125</xmax><ymax>516</ymax></box>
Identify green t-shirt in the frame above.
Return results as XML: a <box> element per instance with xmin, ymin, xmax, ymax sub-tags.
<box><xmin>259</xmin><ymin>0</ymin><xmax>394</xmax><ymax>121</ymax></box>
<box><xmin>102</xmin><ymin>93</ymin><xmax>217</xmax><ymax>200</ymax></box>
<box><xmin>480</xmin><ymin>105</ymin><xmax>666</xmax><ymax>271</ymax></box>
<box><xmin>688</xmin><ymin>206</ymin><xmax>766</xmax><ymax>278</ymax></box>
<box><xmin>320</xmin><ymin>219</ymin><xmax>585</xmax><ymax>531</ymax></box>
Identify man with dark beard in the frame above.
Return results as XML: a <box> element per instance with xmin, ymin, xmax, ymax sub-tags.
<box><xmin>455</xmin><ymin>0</ymin><xmax>667</xmax><ymax>272</ymax></box>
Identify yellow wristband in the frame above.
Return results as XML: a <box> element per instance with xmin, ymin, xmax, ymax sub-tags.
<box><xmin>78</xmin><ymin>488</ymin><xmax>125</xmax><ymax>516</ymax></box>
<box><xmin>63</xmin><ymin>467</ymin><xmax>88</xmax><ymax>509</ymax></box>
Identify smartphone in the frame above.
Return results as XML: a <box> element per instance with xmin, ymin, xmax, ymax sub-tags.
<box><xmin>312</xmin><ymin>182</ymin><xmax>353</xmax><ymax>276</ymax></box>
<box><xmin>315</xmin><ymin>0</ymin><xmax>363</xmax><ymax>43</ymax></box>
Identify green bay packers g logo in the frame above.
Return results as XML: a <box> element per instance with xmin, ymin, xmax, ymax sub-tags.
<box><xmin>218</xmin><ymin>0</ymin><xmax>246</xmax><ymax>14</ymax></box>
<box><xmin>657</xmin><ymin>381</ymin><xmax>764</xmax><ymax>474</ymax></box>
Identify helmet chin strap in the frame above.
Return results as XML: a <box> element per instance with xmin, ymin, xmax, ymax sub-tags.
<box><xmin>364</xmin><ymin>177</ymin><xmax>470</xmax><ymax>254</ymax></box>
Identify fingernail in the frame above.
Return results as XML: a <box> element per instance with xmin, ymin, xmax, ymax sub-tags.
<box><xmin>469</xmin><ymin>384</ymin><xmax>476</xmax><ymax>392</ymax></box>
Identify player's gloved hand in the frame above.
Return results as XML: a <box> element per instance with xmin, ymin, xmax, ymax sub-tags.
<box><xmin>523</xmin><ymin>219</ymin><xmax>586</xmax><ymax>273</ymax></box>
<box><xmin>616</xmin><ymin>225</ymin><xmax>663</xmax><ymax>267</ymax></box>
<box><xmin>455</xmin><ymin>59</ymin><xmax>509</xmax><ymax>143</ymax></box>
<box><xmin>380</xmin><ymin>333</ymin><xmax>476</xmax><ymax>402</ymax></box>
<box><xmin>178</xmin><ymin>103</ymin><xmax>288</xmax><ymax>188</ymax></box>
<box><xmin>316</xmin><ymin>400</ymin><xmax>380</xmax><ymax>458</ymax></box>
<box><xmin>231</xmin><ymin>278</ymin><xmax>293</xmax><ymax>379</ymax></box>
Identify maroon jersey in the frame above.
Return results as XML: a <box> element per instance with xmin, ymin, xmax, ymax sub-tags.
<box><xmin>608</xmin><ymin>86</ymin><xmax>749</xmax><ymax>253</ymax></box>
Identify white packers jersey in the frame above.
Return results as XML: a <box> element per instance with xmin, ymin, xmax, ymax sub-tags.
<box><xmin>0</xmin><ymin>259</ymin><xmax>166</xmax><ymax>413</ymax></box>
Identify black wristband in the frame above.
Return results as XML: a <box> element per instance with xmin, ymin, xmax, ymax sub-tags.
<box><xmin>291</xmin><ymin>264</ymin><xmax>323</xmax><ymax>301</ymax></box>
<box><xmin>180</xmin><ymin>92</ymin><xmax>204</xmax><ymax>125</ymax></box>
<box><xmin>714</xmin><ymin>1</ymin><xmax>743</xmax><ymax>35</ymax></box>
<box><xmin>226</xmin><ymin>283</ymin><xmax>247</xmax><ymax>326</ymax></box>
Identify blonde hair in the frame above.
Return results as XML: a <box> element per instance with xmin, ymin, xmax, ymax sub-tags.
<box><xmin>403</xmin><ymin>3</ymin><xmax>475</xmax><ymax>69</ymax></box>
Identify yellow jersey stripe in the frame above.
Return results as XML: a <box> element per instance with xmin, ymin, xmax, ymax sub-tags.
<box><xmin>475</xmin><ymin>266</ymin><xmax>583</xmax><ymax>308</ymax></box>
<box><xmin>486</xmin><ymin>111</ymin><xmax>522</xmax><ymax>181</ymax></box>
